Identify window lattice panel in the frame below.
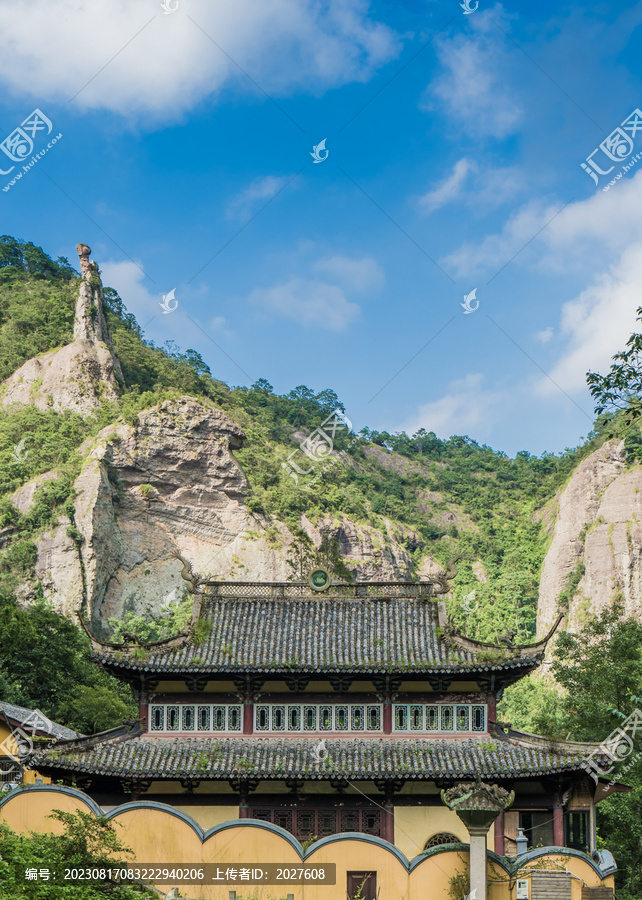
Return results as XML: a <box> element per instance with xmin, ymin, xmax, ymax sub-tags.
<box><xmin>148</xmin><ymin>704</ymin><xmax>242</xmax><ymax>733</ymax></box>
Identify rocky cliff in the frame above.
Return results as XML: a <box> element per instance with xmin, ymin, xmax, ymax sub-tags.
<box><xmin>7</xmin><ymin>245</ymin><xmax>427</xmax><ymax>635</ymax></box>
<box><xmin>536</xmin><ymin>438</ymin><xmax>642</xmax><ymax>637</ymax></box>
<box><xmin>1</xmin><ymin>244</ymin><xmax>123</xmax><ymax>415</ymax></box>
<box><xmin>16</xmin><ymin>395</ymin><xmax>422</xmax><ymax>636</ymax></box>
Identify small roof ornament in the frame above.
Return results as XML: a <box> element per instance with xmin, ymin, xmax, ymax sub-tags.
<box><xmin>308</xmin><ymin>567</ymin><xmax>331</xmax><ymax>592</ymax></box>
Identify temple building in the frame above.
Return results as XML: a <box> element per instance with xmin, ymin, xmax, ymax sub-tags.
<box><xmin>32</xmin><ymin>561</ymin><xmax>620</xmax><ymax>865</ymax></box>
<box><xmin>0</xmin><ymin>702</ymin><xmax>79</xmax><ymax>789</ymax></box>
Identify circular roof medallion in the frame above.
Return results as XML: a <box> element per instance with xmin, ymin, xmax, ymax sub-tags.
<box><xmin>308</xmin><ymin>567</ymin><xmax>331</xmax><ymax>591</ymax></box>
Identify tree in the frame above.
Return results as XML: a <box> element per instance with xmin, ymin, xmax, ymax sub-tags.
<box><xmin>502</xmin><ymin>606</ymin><xmax>642</xmax><ymax>897</ymax></box>
<box><xmin>0</xmin><ymin>810</ymin><xmax>154</xmax><ymax>898</ymax></box>
<box><xmin>587</xmin><ymin>306</ymin><xmax>642</xmax><ymax>423</ymax></box>
<box><xmin>550</xmin><ymin>603</ymin><xmax>642</xmax><ymax>738</ymax></box>
<box><xmin>0</xmin><ymin>591</ymin><xmax>135</xmax><ymax>734</ymax></box>
<box><xmin>251</xmin><ymin>379</ymin><xmax>273</xmax><ymax>394</ymax></box>
<box><xmin>285</xmin><ymin>528</ymin><xmax>317</xmax><ymax>581</ymax></box>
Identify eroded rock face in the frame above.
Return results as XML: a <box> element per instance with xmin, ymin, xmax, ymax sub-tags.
<box><xmin>1</xmin><ymin>243</ymin><xmax>122</xmax><ymax>416</ymax></box>
<box><xmin>536</xmin><ymin>439</ymin><xmax>642</xmax><ymax>639</ymax></box>
<box><xmin>21</xmin><ymin>396</ymin><xmax>433</xmax><ymax>634</ymax></box>
<box><xmin>301</xmin><ymin>514</ymin><xmax>418</xmax><ymax>580</ymax></box>
<box><xmin>6</xmin><ymin>245</ymin><xmax>444</xmax><ymax>635</ymax></box>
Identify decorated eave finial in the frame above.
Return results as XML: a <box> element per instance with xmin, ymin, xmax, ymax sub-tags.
<box><xmin>440</xmin><ymin>612</ymin><xmax>566</xmax><ymax>660</ymax></box>
<box><xmin>173</xmin><ymin>550</ymin><xmax>205</xmax><ymax>593</ymax></box>
<box><xmin>423</xmin><ymin>554</ymin><xmax>461</xmax><ymax>596</ymax></box>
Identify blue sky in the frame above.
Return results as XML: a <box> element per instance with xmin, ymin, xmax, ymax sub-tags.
<box><xmin>1</xmin><ymin>0</ymin><xmax>642</xmax><ymax>456</ymax></box>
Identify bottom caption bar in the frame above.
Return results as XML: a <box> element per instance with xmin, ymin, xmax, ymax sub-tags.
<box><xmin>42</xmin><ymin>864</ymin><xmax>336</xmax><ymax>885</ymax></box>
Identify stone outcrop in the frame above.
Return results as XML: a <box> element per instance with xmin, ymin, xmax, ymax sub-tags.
<box><xmin>17</xmin><ymin>395</ymin><xmax>423</xmax><ymax>635</ymax></box>
<box><xmin>536</xmin><ymin>438</ymin><xmax>642</xmax><ymax>639</ymax></box>
<box><xmin>1</xmin><ymin>244</ymin><xmax>123</xmax><ymax>415</ymax></box>
<box><xmin>4</xmin><ymin>242</ymin><xmax>451</xmax><ymax>633</ymax></box>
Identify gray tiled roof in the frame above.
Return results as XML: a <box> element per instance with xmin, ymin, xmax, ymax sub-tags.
<box><xmin>95</xmin><ymin>599</ymin><xmax>541</xmax><ymax>675</ymax></box>
<box><xmin>35</xmin><ymin>733</ymin><xmax>591</xmax><ymax>781</ymax></box>
<box><xmin>0</xmin><ymin>702</ymin><xmax>80</xmax><ymax>741</ymax></box>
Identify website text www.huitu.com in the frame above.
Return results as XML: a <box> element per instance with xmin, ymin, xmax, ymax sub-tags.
<box><xmin>2</xmin><ymin>133</ymin><xmax>63</xmax><ymax>193</ymax></box>
<box><xmin>602</xmin><ymin>151</ymin><xmax>642</xmax><ymax>191</ymax></box>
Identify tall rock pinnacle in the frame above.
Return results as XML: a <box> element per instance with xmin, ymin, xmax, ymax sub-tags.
<box><xmin>1</xmin><ymin>242</ymin><xmax>123</xmax><ymax>415</ymax></box>
<box><xmin>74</xmin><ymin>242</ymin><xmax>113</xmax><ymax>347</ymax></box>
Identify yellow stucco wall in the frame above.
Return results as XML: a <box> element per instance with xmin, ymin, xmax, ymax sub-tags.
<box><xmin>394</xmin><ymin>805</ymin><xmax>471</xmax><ymax>859</ymax></box>
<box><xmin>0</xmin><ymin>721</ymin><xmax>51</xmax><ymax>785</ymax></box>
<box><xmin>0</xmin><ymin>788</ymin><xmax>616</xmax><ymax>900</ymax></box>
<box><xmin>176</xmin><ymin>804</ymin><xmax>240</xmax><ymax>830</ymax></box>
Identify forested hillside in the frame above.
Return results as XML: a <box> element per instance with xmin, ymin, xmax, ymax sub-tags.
<box><xmin>1</xmin><ymin>237</ymin><xmax>642</xmax><ymax>896</ymax></box>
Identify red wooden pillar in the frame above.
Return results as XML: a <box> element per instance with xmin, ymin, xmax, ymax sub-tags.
<box><xmin>493</xmin><ymin>810</ymin><xmax>504</xmax><ymax>856</ymax></box>
<box><xmin>383</xmin><ymin>695</ymin><xmax>392</xmax><ymax>735</ymax></box>
<box><xmin>486</xmin><ymin>694</ymin><xmax>496</xmax><ymax>728</ymax></box>
<box><xmin>382</xmin><ymin>788</ymin><xmax>394</xmax><ymax>843</ymax></box>
<box><xmin>139</xmin><ymin>693</ymin><xmax>149</xmax><ymax>732</ymax></box>
<box><xmin>243</xmin><ymin>694</ymin><xmax>253</xmax><ymax>734</ymax></box>
<box><xmin>553</xmin><ymin>804</ymin><xmax>564</xmax><ymax>846</ymax></box>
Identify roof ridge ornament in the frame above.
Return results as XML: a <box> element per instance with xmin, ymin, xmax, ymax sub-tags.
<box><xmin>308</xmin><ymin>567</ymin><xmax>331</xmax><ymax>592</ymax></box>
<box><xmin>422</xmin><ymin>555</ymin><xmax>461</xmax><ymax>596</ymax></box>
<box><xmin>440</xmin><ymin>613</ymin><xmax>566</xmax><ymax>659</ymax></box>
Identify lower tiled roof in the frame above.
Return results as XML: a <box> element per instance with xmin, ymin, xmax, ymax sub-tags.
<box><xmin>34</xmin><ymin>732</ymin><xmax>593</xmax><ymax>782</ymax></box>
<box><xmin>0</xmin><ymin>701</ymin><xmax>80</xmax><ymax>741</ymax></box>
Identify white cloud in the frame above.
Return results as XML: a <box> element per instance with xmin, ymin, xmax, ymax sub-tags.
<box><xmin>425</xmin><ymin>7</ymin><xmax>522</xmax><ymax>139</ymax></box>
<box><xmin>100</xmin><ymin>259</ymin><xmax>158</xmax><ymax>320</ymax></box>
<box><xmin>100</xmin><ymin>258</ymin><xmax>230</xmax><ymax>340</ymax></box>
<box><xmin>248</xmin><ymin>276</ymin><xmax>360</xmax><ymax>331</ymax></box>
<box><xmin>312</xmin><ymin>254</ymin><xmax>384</xmax><ymax>292</ymax></box>
<box><xmin>402</xmin><ymin>373</ymin><xmax>508</xmax><ymax>438</ymax></box>
<box><xmin>534</xmin><ymin>243</ymin><xmax>642</xmax><ymax>396</ymax></box>
<box><xmin>415</xmin><ymin>159</ymin><xmax>525</xmax><ymax>217</ymax></box>
<box><xmin>442</xmin><ymin>198</ymin><xmax>558</xmax><ymax>279</ymax></box>
<box><xmin>226</xmin><ymin>175</ymin><xmax>291</xmax><ymax>220</ymax></box>
<box><xmin>443</xmin><ymin>167</ymin><xmax>642</xmax><ymax>280</ymax></box>
<box><xmin>0</xmin><ymin>0</ymin><xmax>400</xmax><ymax>120</ymax></box>
<box><xmin>417</xmin><ymin>158</ymin><xmax>476</xmax><ymax>215</ymax></box>
<box><xmin>247</xmin><ymin>251</ymin><xmax>382</xmax><ymax>330</ymax></box>
<box><xmin>443</xmin><ymin>171</ymin><xmax>642</xmax><ymax>398</ymax></box>
<box><xmin>535</xmin><ymin>327</ymin><xmax>554</xmax><ymax>344</ymax></box>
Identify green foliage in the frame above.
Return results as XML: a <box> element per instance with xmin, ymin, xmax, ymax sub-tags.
<box><xmin>108</xmin><ymin>590</ymin><xmax>193</xmax><ymax>644</ymax></box>
<box><xmin>550</xmin><ymin>603</ymin><xmax>642</xmax><ymax>738</ymax></box>
<box><xmin>447</xmin><ymin>859</ymin><xmax>471</xmax><ymax>900</ymax></box>
<box><xmin>0</xmin><ymin>588</ymin><xmax>135</xmax><ymax>733</ymax></box>
<box><xmin>587</xmin><ymin>305</ymin><xmax>642</xmax><ymax>424</ymax></box>
<box><xmin>497</xmin><ymin>678</ymin><xmax>566</xmax><ymax>737</ymax></box>
<box><xmin>0</xmin><ymin>809</ymin><xmax>154</xmax><ymax>898</ymax></box>
<box><xmin>501</xmin><ymin>606</ymin><xmax>642</xmax><ymax>896</ymax></box>
<box><xmin>285</xmin><ymin>529</ymin><xmax>353</xmax><ymax>583</ymax></box>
